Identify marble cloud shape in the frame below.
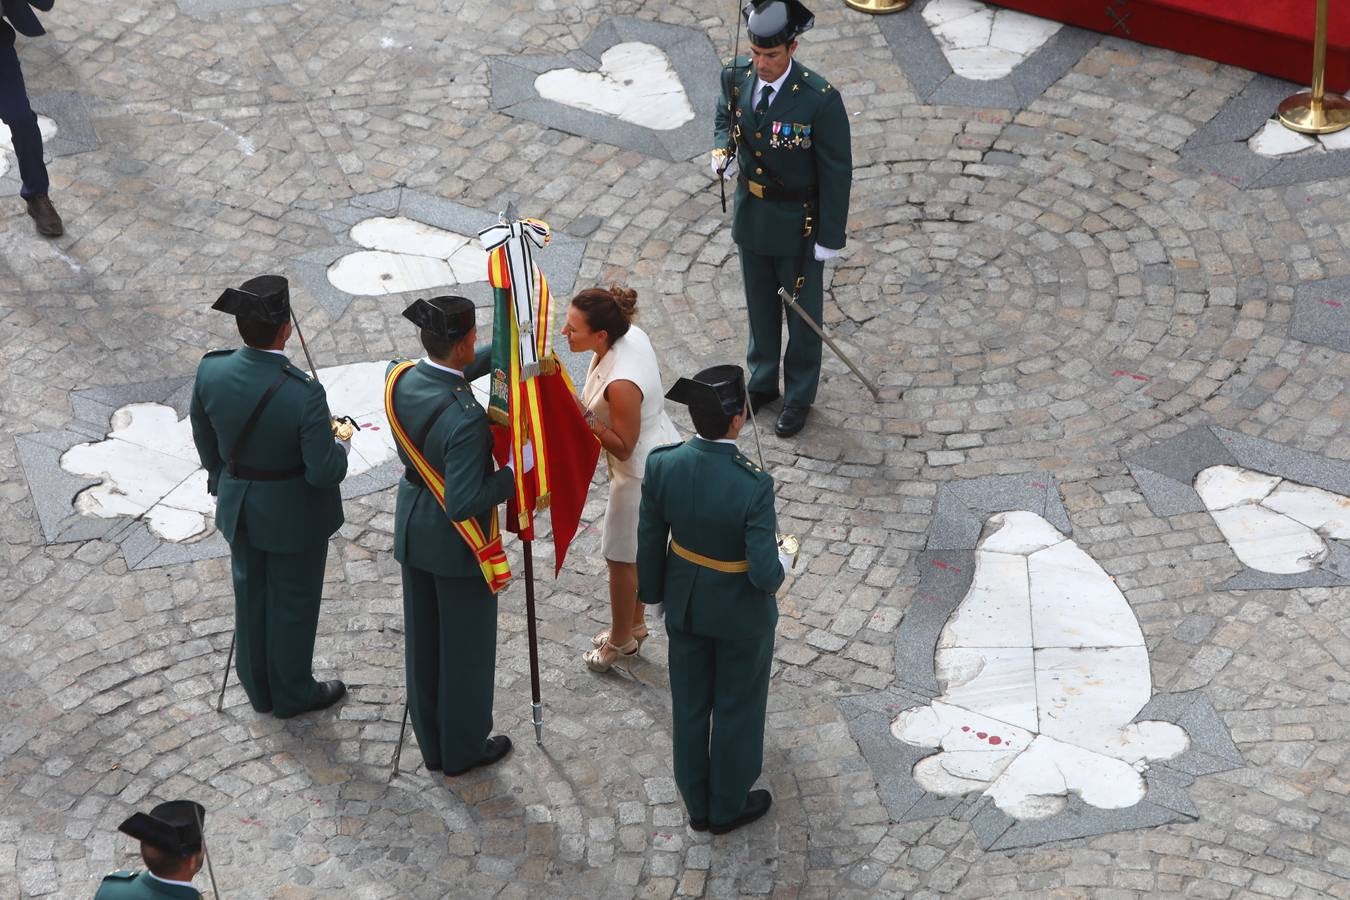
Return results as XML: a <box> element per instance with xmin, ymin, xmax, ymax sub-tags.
<box><xmin>59</xmin><ymin>362</ymin><xmax>492</xmax><ymax>544</ymax></box>
<box><xmin>891</xmin><ymin>511</ymin><xmax>1189</xmax><ymax>821</ymax></box>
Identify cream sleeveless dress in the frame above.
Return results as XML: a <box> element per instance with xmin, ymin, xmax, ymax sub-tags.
<box><xmin>581</xmin><ymin>325</ymin><xmax>680</xmax><ymax>562</ymax></box>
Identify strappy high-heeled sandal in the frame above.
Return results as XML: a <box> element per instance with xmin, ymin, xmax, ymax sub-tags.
<box><xmin>591</xmin><ymin>623</ymin><xmax>649</xmax><ymax>650</ymax></box>
<box><xmin>583</xmin><ymin>638</ymin><xmax>639</xmax><ymax>673</ymax></box>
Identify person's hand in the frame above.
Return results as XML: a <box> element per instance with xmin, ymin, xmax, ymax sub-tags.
<box><xmin>335</xmin><ymin>436</ymin><xmax>352</xmax><ymax>456</ymax></box>
<box><xmin>521</xmin><ymin>441</ymin><xmax>536</xmax><ymax>474</ymax></box>
<box><xmin>813</xmin><ymin>243</ymin><xmax>840</xmax><ymax>262</ymax></box>
<box><xmin>778</xmin><ymin>548</ymin><xmax>795</xmax><ymax>576</ymax></box>
<box><xmin>711</xmin><ymin>151</ymin><xmax>738</xmax><ymax>181</ymax></box>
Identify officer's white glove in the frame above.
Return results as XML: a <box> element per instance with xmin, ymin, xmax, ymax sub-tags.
<box><xmin>335</xmin><ymin>437</ymin><xmax>352</xmax><ymax>456</ymax></box>
<box><xmin>778</xmin><ymin>549</ymin><xmax>795</xmax><ymax>576</ymax></box>
<box><xmin>813</xmin><ymin>243</ymin><xmax>840</xmax><ymax>262</ymax></box>
<box><xmin>710</xmin><ymin>151</ymin><xmax>739</xmax><ymax>181</ymax></box>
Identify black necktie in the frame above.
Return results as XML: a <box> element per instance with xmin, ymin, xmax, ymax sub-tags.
<box><xmin>755</xmin><ymin>85</ymin><xmax>773</xmax><ymax>120</ymax></box>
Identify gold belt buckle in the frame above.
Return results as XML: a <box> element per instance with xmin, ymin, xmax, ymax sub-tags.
<box><xmin>747</xmin><ymin>180</ymin><xmax>766</xmax><ymax>199</ymax></box>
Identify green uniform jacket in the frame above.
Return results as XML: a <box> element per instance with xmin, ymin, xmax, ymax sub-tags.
<box><xmin>714</xmin><ymin>57</ymin><xmax>852</xmax><ymax>256</ymax></box>
<box><xmin>190</xmin><ymin>347</ymin><xmax>347</xmax><ymax>552</ymax></box>
<box><xmin>93</xmin><ymin>870</ymin><xmax>201</xmax><ymax>899</ymax></box>
<box><xmin>637</xmin><ymin>438</ymin><xmax>783</xmax><ymax>636</ymax></box>
<box><xmin>387</xmin><ymin>357</ymin><xmax>514</xmax><ymax>579</ymax></box>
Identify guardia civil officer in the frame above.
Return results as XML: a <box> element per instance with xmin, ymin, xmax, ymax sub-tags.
<box><xmin>94</xmin><ymin>800</ymin><xmax>208</xmax><ymax>899</ymax></box>
<box><xmin>190</xmin><ymin>275</ymin><xmax>349</xmax><ymax>718</ymax></box>
<box><xmin>386</xmin><ymin>296</ymin><xmax>529</xmax><ymax>777</ymax></box>
<box><xmin>713</xmin><ymin>0</ymin><xmax>852</xmax><ymax>437</ymax></box>
<box><xmin>1</xmin><ymin>0</ymin><xmax>63</xmax><ymax>235</ymax></box>
<box><xmin>637</xmin><ymin>365</ymin><xmax>790</xmax><ymax>834</ymax></box>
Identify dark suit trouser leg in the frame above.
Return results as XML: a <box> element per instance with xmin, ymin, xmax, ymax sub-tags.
<box><xmin>779</xmin><ymin>256</ymin><xmax>824</xmax><ymax>408</ymax></box>
<box><xmin>230</xmin><ymin>538</ymin><xmax>273</xmax><ymax>713</ymax></box>
<box><xmin>708</xmin><ymin>630</ymin><xmax>775</xmax><ymax>825</ymax></box>
<box><xmin>403</xmin><ymin>567</ymin><xmax>497</xmax><ymax>772</ymax></box>
<box><xmin>263</xmin><ymin>544</ymin><xmax>327</xmax><ymax>717</ymax></box>
<box><xmin>666</xmin><ymin>622</ymin><xmax>715</xmax><ymax>821</ymax></box>
<box><xmin>740</xmin><ymin>247</ymin><xmax>784</xmax><ymax>399</ymax></box>
<box><xmin>0</xmin><ymin>42</ymin><xmax>50</xmax><ymax>200</ymax></box>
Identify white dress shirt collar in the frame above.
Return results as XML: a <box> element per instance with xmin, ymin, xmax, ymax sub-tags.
<box><xmin>422</xmin><ymin>357</ymin><xmax>464</xmax><ymax>378</ymax></box>
<box><xmin>753</xmin><ymin>62</ymin><xmax>794</xmax><ymax>109</ymax></box>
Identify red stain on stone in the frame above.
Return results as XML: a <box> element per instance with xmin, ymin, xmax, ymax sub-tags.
<box><xmin>976</xmin><ymin>732</ymin><xmax>987</xmax><ymax>739</ymax></box>
<box><xmin>1112</xmin><ymin>370</ymin><xmax>1149</xmax><ymax>382</ymax></box>
<box><xmin>1320</xmin><ymin>298</ymin><xmax>1344</xmax><ymax>309</ymax></box>
<box><xmin>961</xmin><ymin>726</ymin><xmax>970</xmax><ymax>732</ymax></box>
<box><xmin>931</xmin><ymin>560</ymin><xmax>962</xmax><ymax>572</ymax></box>
<box><xmin>988</xmin><ymin>735</ymin><xmax>1003</xmax><ymax>745</ymax></box>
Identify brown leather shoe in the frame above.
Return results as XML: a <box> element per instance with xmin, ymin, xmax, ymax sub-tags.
<box><xmin>25</xmin><ymin>195</ymin><xmax>63</xmax><ymax>237</ymax></box>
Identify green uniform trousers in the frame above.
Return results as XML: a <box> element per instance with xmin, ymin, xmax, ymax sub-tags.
<box><xmin>229</xmin><ymin>523</ymin><xmax>328</xmax><ymax>718</ymax></box>
<box><xmin>667</xmin><ymin>621</ymin><xmax>775</xmax><ymax>825</ymax></box>
<box><xmin>740</xmin><ymin>247</ymin><xmax>825</xmax><ymax>407</ymax></box>
<box><xmin>402</xmin><ymin>566</ymin><xmax>497</xmax><ymax>772</ymax></box>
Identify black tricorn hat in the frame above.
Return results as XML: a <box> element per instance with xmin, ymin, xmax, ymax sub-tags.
<box><xmin>402</xmin><ymin>296</ymin><xmax>476</xmax><ymax>340</ymax></box>
<box><xmin>665</xmin><ymin>364</ymin><xmax>747</xmax><ymax>416</ymax></box>
<box><xmin>211</xmin><ymin>274</ymin><xmax>291</xmax><ymax>324</ymax></box>
<box><xmin>118</xmin><ymin>800</ymin><xmax>206</xmax><ymax>857</ymax></box>
<box><xmin>743</xmin><ymin>0</ymin><xmax>814</xmax><ymax>47</ymax></box>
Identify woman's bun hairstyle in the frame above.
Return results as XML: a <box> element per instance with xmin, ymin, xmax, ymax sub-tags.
<box><xmin>571</xmin><ymin>285</ymin><xmax>637</xmax><ymax>343</ymax></box>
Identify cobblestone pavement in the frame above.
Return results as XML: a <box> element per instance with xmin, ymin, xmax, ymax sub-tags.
<box><xmin>3</xmin><ymin>0</ymin><xmax>1350</xmax><ymax>897</ymax></box>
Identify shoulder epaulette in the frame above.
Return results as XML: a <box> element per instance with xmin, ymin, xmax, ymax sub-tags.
<box><xmin>102</xmin><ymin>869</ymin><xmax>138</xmax><ymax>880</ymax></box>
<box><xmin>734</xmin><ymin>453</ymin><xmax>769</xmax><ymax>480</ymax></box>
<box><xmin>452</xmin><ymin>383</ymin><xmax>481</xmax><ymax>412</ymax></box>
<box><xmin>650</xmin><ymin>441</ymin><xmax>681</xmax><ymax>456</ymax></box>
<box><xmin>201</xmin><ymin>348</ymin><xmax>234</xmax><ymax>359</ymax></box>
<box><xmin>798</xmin><ymin>66</ymin><xmax>834</xmax><ymax>95</ymax></box>
<box><xmin>282</xmin><ymin>363</ymin><xmax>315</xmax><ymax>384</ymax></box>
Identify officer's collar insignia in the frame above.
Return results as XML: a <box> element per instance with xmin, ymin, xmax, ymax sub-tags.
<box><xmin>792</xmin><ymin>83</ymin><xmax>799</xmax><ymax>92</ymax></box>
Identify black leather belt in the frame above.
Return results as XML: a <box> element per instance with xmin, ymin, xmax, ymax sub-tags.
<box><xmin>226</xmin><ymin>462</ymin><xmax>304</xmax><ymax>481</ymax></box>
<box><xmin>738</xmin><ymin>174</ymin><xmax>816</xmax><ymax>203</ymax></box>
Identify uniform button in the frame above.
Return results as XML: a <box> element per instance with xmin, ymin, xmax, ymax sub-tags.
<box><xmin>756</xmin><ymin>167</ymin><xmax>763</xmax><ymax>175</ymax></box>
<box><xmin>755</xmin><ymin>132</ymin><xmax>762</xmax><ymax>139</ymax></box>
<box><xmin>755</xmin><ymin>151</ymin><xmax>763</xmax><ymax>157</ymax></box>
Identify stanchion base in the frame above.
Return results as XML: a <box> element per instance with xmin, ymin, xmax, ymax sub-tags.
<box><xmin>843</xmin><ymin>0</ymin><xmax>912</xmax><ymax>13</ymax></box>
<box><xmin>1278</xmin><ymin>91</ymin><xmax>1350</xmax><ymax>134</ymax></box>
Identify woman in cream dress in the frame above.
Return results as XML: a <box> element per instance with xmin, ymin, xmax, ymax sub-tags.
<box><xmin>563</xmin><ymin>286</ymin><xmax>679</xmax><ymax>672</ymax></box>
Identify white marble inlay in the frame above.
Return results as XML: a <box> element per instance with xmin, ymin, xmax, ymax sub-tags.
<box><xmin>1263</xmin><ymin>481</ymin><xmax>1350</xmax><ymax>540</ymax></box>
<box><xmin>892</xmin><ymin>511</ymin><xmax>1188</xmax><ymax>820</ymax></box>
<box><xmin>61</xmin><ymin>361</ymin><xmax>398</xmax><ymax>542</ymax></box>
<box><xmin>534</xmin><ymin>41</ymin><xmax>695</xmax><ymax>131</ymax></box>
<box><xmin>327</xmin><ymin>216</ymin><xmax>490</xmax><ymax>296</ymax></box>
<box><xmin>1194</xmin><ymin>465</ymin><xmax>1280</xmax><ymax>510</ymax></box>
<box><xmin>1247</xmin><ymin>111</ymin><xmax>1350</xmax><ymax>157</ymax></box>
<box><xmin>923</xmin><ymin>0</ymin><xmax>1062</xmax><ymax>81</ymax></box>
<box><xmin>1195</xmin><ymin>465</ymin><xmax>1350</xmax><ymax>573</ymax></box>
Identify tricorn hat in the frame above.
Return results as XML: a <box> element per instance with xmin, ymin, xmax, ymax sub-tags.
<box><xmin>402</xmin><ymin>296</ymin><xmax>476</xmax><ymax>340</ymax></box>
<box><xmin>118</xmin><ymin>800</ymin><xmax>206</xmax><ymax>857</ymax></box>
<box><xmin>743</xmin><ymin>0</ymin><xmax>814</xmax><ymax>48</ymax></box>
<box><xmin>665</xmin><ymin>364</ymin><xmax>747</xmax><ymax>416</ymax></box>
<box><xmin>211</xmin><ymin>274</ymin><xmax>291</xmax><ymax>324</ymax></box>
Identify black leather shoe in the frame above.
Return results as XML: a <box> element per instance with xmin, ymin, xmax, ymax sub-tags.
<box><xmin>25</xmin><ymin>195</ymin><xmax>63</xmax><ymax>237</ymax></box>
<box><xmin>445</xmin><ymin>735</ymin><xmax>512</xmax><ymax>776</ymax></box>
<box><xmin>709</xmin><ymin>789</ymin><xmax>772</xmax><ymax>835</ymax></box>
<box><xmin>689</xmin><ymin>817</ymin><xmax>709</xmax><ymax>832</ymax></box>
<box><xmin>274</xmin><ymin>680</ymin><xmax>346</xmax><ymax>718</ymax></box>
<box><xmin>774</xmin><ymin>405</ymin><xmax>809</xmax><ymax>438</ymax></box>
<box><xmin>748</xmin><ymin>391</ymin><xmax>779</xmax><ymax>414</ymax></box>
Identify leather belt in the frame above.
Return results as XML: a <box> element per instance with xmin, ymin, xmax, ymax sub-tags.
<box><xmin>738</xmin><ymin>174</ymin><xmax>816</xmax><ymax>203</ymax></box>
<box><xmin>670</xmin><ymin>539</ymin><xmax>749</xmax><ymax>574</ymax></box>
<box><xmin>226</xmin><ymin>462</ymin><xmax>304</xmax><ymax>481</ymax></box>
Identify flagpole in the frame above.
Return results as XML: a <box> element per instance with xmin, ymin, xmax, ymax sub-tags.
<box><xmin>522</xmin><ymin>540</ymin><xmax>544</xmax><ymax>745</ymax></box>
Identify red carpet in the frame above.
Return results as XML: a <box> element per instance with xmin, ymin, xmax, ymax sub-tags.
<box><xmin>988</xmin><ymin>0</ymin><xmax>1350</xmax><ymax>92</ymax></box>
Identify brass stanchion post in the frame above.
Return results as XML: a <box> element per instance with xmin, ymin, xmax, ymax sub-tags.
<box><xmin>1279</xmin><ymin>0</ymin><xmax>1350</xmax><ymax>134</ymax></box>
<box><xmin>843</xmin><ymin>0</ymin><xmax>913</xmax><ymax>14</ymax></box>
